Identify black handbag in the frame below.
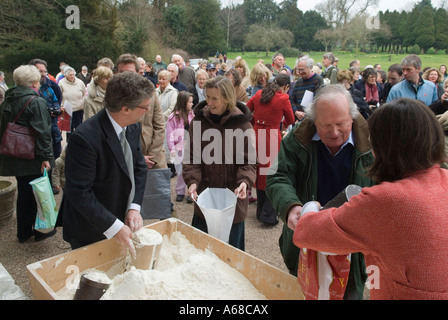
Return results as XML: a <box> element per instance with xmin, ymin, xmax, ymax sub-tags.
<box><xmin>0</xmin><ymin>96</ymin><xmax>37</xmax><ymax>160</ymax></box>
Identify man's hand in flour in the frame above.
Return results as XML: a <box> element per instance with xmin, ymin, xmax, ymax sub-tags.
<box><xmin>126</xmin><ymin>209</ymin><xmax>143</xmax><ymax>233</ymax></box>
<box><xmin>115</xmin><ymin>225</ymin><xmax>136</xmax><ymax>258</ymax></box>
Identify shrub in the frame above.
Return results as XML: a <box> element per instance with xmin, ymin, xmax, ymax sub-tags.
<box><xmin>277</xmin><ymin>47</ymin><xmax>300</xmax><ymax>58</ymax></box>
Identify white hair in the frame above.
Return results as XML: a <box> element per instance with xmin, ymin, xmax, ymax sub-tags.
<box><xmin>63</xmin><ymin>66</ymin><xmax>76</xmax><ymax>76</ymax></box>
<box><xmin>305</xmin><ymin>84</ymin><xmax>360</xmax><ymax>121</ymax></box>
<box><xmin>13</xmin><ymin>65</ymin><xmax>41</xmax><ymax>87</ymax></box>
<box><xmin>171</xmin><ymin>54</ymin><xmax>183</xmax><ymax>62</ymax></box>
<box><xmin>167</xmin><ymin>63</ymin><xmax>179</xmax><ymax>72</ymax></box>
<box><xmin>296</xmin><ymin>55</ymin><xmax>314</xmax><ymax>69</ymax></box>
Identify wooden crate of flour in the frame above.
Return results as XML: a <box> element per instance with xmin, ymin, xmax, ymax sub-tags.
<box><xmin>27</xmin><ymin>218</ymin><xmax>304</xmax><ymax>300</ymax></box>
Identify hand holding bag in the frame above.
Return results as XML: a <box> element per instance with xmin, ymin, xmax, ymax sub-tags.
<box><xmin>0</xmin><ymin>96</ymin><xmax>37</xmax><ymax>160</ymax></box>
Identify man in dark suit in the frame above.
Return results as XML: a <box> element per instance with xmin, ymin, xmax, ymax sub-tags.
<box><xmin>61</xmin><ymin>72</ymin><xmax>155</xmax><ymax>253</ymax></box>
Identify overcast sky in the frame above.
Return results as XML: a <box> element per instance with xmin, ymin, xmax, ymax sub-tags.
<box><xmin>220</xmin><ymin>0</ymin><xmax>434</xmax><ymax>13</ymax></box>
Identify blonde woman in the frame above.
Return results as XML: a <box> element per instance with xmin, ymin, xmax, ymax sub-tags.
<box><xmin>249</xmin><ymin>62</ymin><xmax>272</xmax><ymax>97</ymax></box>
<box><xmin>190</xmin><ymin>69</ymin><xmax>208</xmax><ymax>106</ymax></box>
<box><xmin>233</xmin><ymin>58</ymin><xmax>251</xmax><ymax>89</ymax></box>
<box><xmin>183</xmin><ymin>76</ymin><xmax>256</xmax><ymax>250</ymax></box>
<box><xmin>83</xmin><ymin>66</ymin><xmax>113</xmax><ymax>120</ymax></box>
<box><xmin>156</xmin><ymin>70</ymin><xmax>179</xmax><ymax>120</ymax></box>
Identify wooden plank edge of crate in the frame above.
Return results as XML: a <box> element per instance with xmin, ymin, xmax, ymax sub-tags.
<box><xmin>26</xmin><ymin>218</ymin><xmax>304</xmax><ymax>300</ymax></box>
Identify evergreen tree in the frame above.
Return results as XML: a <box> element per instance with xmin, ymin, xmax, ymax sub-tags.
<box><xmin>1</xmin><ymin>0</ymin><xmax>120</xmax><ymax>74</ymax></box>
<box><xmin>295</xmin><ymin>11</ymin><xmax>328</xmax><ymax>52</ymax></box>
<box><xmin>185</xmin><ymin>0</ymin><xmax>225</xmax><ymax>57</ymax></box>
<box><xmin>414</xmin><ymin>5</ymin><xmax>435</xmax><ymax>53</ymax></box>
<box><xmin>433</xmin><ymin>8</ymin><xmax>448</xmax><ymax>52</ymax></box>
<box><xmin>243</xmin><ymin>0</ymin><xmax>280</xmax><ymax>24</ymax></box>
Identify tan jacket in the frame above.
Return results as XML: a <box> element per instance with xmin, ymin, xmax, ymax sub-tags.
<box><xmin>140</xmin><ymin>94</ymin><xmax>167</xmax><ymax>169</ymax></box>
<box><xmin>83</xmin><ymin>82</ymin><xmax>105</xmax><ymax>120</ymax></box>
<box><xmin>52</xmin><ymin>148</ymin><xmax>66</xmax><ymax>189</ymax></box>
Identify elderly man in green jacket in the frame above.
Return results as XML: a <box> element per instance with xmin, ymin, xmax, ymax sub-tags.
<box><xmin>266</xmin><ymin>84</ymin><xmax>375</xmax><ymax>300</ymax></box>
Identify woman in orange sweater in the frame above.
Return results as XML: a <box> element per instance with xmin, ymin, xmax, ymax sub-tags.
<box><xmin>291</xmin><ymin>98</ymin><xmax>448</xmax><ymax>300</ymax></box>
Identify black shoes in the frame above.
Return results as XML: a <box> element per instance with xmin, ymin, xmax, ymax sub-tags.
<box><xmin>176</xmin><ymin>195</ymin><xmax>194</xmax><ymax>203</ymax></box>
<box><xmin>19</xmin><ymin>229</ymin><xmax>57</xmax><ymax>243</ymax></box>
<box><xmin>34</xmin><ymin>229</ymin><xmax>57</xmax><ymax>242</ymax></box>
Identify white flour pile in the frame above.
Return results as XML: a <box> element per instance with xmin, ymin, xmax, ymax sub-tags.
<box><xmin>83</xmin><ymin>271</ymin><xmax>111</xmax><ymax>285</ymax></box>
<box><xmin>133</xmin><ymin>228</ymin><xmax>163</xmax><ymax>246</ymax></box>
<box><xmin>59</xmin><ymin>230</ymin><xmax>266</xmax><ymax>300</ymax></box>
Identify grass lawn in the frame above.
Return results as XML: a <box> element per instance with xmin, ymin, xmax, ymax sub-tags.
<box><xmin>226</xmin><ymin>51</ymin><xmax>448</xmax><ymax>72</ymax></box>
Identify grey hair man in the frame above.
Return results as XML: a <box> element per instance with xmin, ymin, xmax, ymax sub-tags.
<box><xmin>167</xmin><ymin>63</ymin><xmax>188</xmax><ymax>92</ymax></box>
<box><xmin>322</xmin><ymin>52</ymin><xmax>338</xmax><ymax>84</ymax></box>
<box><xmin>266</xmin><ymin>84</ymin><xmax>375</xmax><ymax>300</ymax></box>
<box><xmin>290</xmin><ymin>55</ymin><xmax>324</xmax><ymax>121</ymax></box>
<box><xmin>172</xmin><ymin>54</ymin><xmax>196</xmax><ymax>91</ymax></box>
<box><xmin>153</xmin><ymin>55</ymin><xmax>167</xmax><ymax>73</ymax></box>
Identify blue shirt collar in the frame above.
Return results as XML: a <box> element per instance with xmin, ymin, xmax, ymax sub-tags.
<box><xmin>312</xmin><ymin>131</ymin><xmax>354</xmax><ymax>156</ymax></box>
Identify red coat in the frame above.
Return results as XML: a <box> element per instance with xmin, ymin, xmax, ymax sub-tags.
<box><xmin>247</xmin><ymin>90</ymin><xmax>295</xmax><ymax>190</ymax></box>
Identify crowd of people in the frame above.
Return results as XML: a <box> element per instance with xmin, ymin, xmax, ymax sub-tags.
<box><xmin>0</xmin><ymin>50</ymin><xmax>448</xmax><ymax>300</ymax></box>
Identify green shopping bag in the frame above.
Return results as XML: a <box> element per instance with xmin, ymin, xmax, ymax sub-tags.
<box><xmin>29</xmin><ymin>168</ymin><xmax>59</xmax><ymax>233</ymax></box>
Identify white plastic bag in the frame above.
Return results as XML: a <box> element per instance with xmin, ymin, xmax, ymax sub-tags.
<box><xmin>195</xmin><ymin>188</ymin><xmax>237</xmax><ymax>243</ymax></box>
<box><xmin>29</xmin><ymin>169</ymin><xmax>58</xmax><ymax>233</ymax></box>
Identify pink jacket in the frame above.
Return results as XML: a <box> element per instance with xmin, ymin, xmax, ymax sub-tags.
<box><xmin>293</xmin><ymin>165</ymin><xmax>448</xmax><ymax>300</ymax></box>
<box><xmin>166</xmin><ymin>111</ymin><xmax>194</xmax><ymax>154</ymax></box>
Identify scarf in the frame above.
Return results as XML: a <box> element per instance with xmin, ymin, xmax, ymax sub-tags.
<box><xmin>365</xmin><ymin>82</ymin><xmax>379</xmax><ymax>104</ymax></box>
<box><xmin>96</xmin><ymin>84</ymin><xmax>106</xmax><ymax>101</ymax></box>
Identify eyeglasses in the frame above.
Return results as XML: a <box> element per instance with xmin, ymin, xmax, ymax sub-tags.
<box><xmin>136</xmin><ymin>102</ymin><xmax>151</xmax><ymax>111</ymax></box>
<box><xmin>137</xmin><ymin>105</ymin><xmax>150</xmax><ymax>111</ymax></box>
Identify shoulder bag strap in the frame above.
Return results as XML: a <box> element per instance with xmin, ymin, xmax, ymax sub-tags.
<box><xmin>12</xmin><ymin>96</ymin><xmax>37</xmax><ymax>123</ymax></box>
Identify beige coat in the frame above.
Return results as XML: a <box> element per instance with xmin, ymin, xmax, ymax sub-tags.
<box><xmin>83</xmin><ymin>82</ymin><xmax>105</xmax><ymax>120</ymax></box>
<box><xmin>52</xmin><ymin>148</ymin><xmax>66</xmax><ymax>189</ymax></box>
<box><xmin>156</xmin><ymin>84</ymin><xmax>178</xmax><ymax>120</ymax></box>
<box><xmin>140</xmin><ymin>94</ymin><xmax>167</xmax><ymax>169</ymax></box>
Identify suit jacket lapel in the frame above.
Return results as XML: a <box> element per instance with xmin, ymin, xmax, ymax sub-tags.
<box><xmin>99</xmin><ymin>109</ymin><xmax>131</xmax><ymax>177</ymax></box>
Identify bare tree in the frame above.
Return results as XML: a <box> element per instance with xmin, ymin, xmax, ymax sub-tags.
<box><xmin>316</xmin><ymin>0</ymin><xmax>379</xmax><ymax>28</ymax></box>
<box><xmin>315</xmin><ymin>0</ymin><xmax>379</xmax><ymax>50</ymax></box>
<box><xmin>244</xmin><ymin>24</ymin><xmax>293</xmax><ymax>57</ymax></box>
<box><xmin>220</xmin><ymin>1</ymin><xmax>245</xmax><ymax>49</ymax></box>
<box><xmin>314</xmin><ymin>28</ymin><xmax>339</xmax><ymax>52</ymax></box>
<box><xmin>348</xmin><ymin>14</ymin><xmax>376</xmax><ymax>52</ymax></box>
